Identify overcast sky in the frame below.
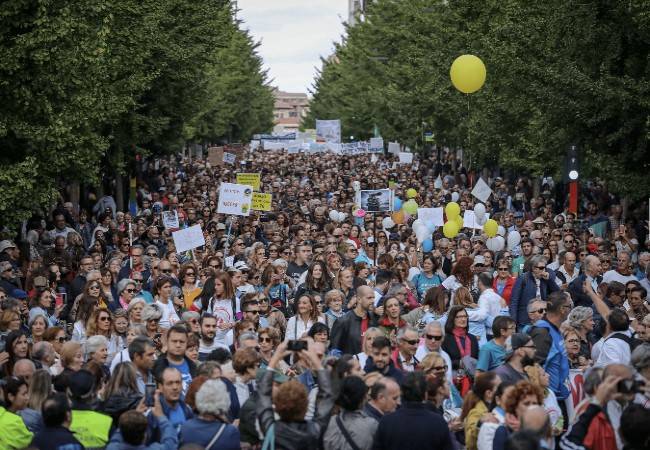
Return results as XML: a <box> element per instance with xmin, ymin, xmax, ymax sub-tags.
<box><xmin>237</xmin><ymin>0</ymin><xmax>348</xmax><ymax>94</ymax></box>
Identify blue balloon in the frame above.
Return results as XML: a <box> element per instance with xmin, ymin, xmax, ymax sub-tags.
<box><xmin>394</xmin><ymin>197</ymin><xmax>403</xmax><ymax>211</ymax></box>
<box><xmin>355</xmin><ymin>216</ymin><xmax>364</xmax><ymax>226</ymax></box>
<box><xmin>422</xmin><ymin>239</ymin><xmax>434</xmax><ymax>252</ymax></box>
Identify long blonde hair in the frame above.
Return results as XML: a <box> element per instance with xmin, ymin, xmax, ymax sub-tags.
<box><xmin>28</xmin><ymin>369</ymin><xmax>52</xmax><ymax>410</ymax></box>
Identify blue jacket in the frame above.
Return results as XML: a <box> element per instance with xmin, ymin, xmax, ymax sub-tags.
<box><xmin>532</xmin><ymin>319</ymin><xmax>570</xmax><ymax>400</ymax></box>
<box><xmin>107</xmin><ymin>415</ymin><xmax>177</xmax><ymax>450</ymax></box>
<box><xmin>509</xmin><ymin>271</ymin><xmax>559</xmax><ymax>325</ymax></box>
<box><xmin>180</xmin><ymin>418</ymin><xmax>240</xmax><ymax>450</ymax></box>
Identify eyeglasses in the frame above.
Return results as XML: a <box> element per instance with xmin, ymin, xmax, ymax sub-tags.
<box><xmin>90</xmin><ymin>285</ymin><xmax>100</xmax><ymax>289</ymax></box>
<box><xmin>533</xmin><ymin>308</ymin><xmax>547</xmax><ymax>314</ymax></box>
<box><xmin>564</xmin><ymin>239</ymin><xmax>574</xmax><ymax>244</ymax></box>
<box><xmin>259</xmin><ymin>337</ymin><xmax>273</xmax><ymax>343</ymax></box>
<box><xmin>498</xmin><ymin>268</ymin><xmax>509</xmax><ymax>271</ymax></box>
<box><xmin>161</xmin><ymin>269</ymin><xmax>172</xmax><ymax>274</ymax></box>
<box><xmin>126</xmin><ymin>289</ymin><xmax>136</xmax><ymax>293</ymax></box>
<box><xmin>186</xmin><ymin>272</ymin><xmax>195</xmax><ymax>276</ymax></box>
<box><xmin>99</xmin><ymin>316</ymin><xmax>112</xmax><ymax>322</ymax></box>
<box><xmin>402</xmin><ymin>339</ymin><xmax>419</xmax><ymax>345</ymax></box>
<box><xmin>535</xmin><ymin>266</ymin><xmax>546</xmax><ymax>270</ymax></box>
<box><xmin>565</xmin><ymin>339</ymin><xmax>580</xmax><ymax>344</ymax></box>
<box><xmin>426</xmin><ymin>334</ymin><xmax>443</xmax><ymax>341</ymax></box>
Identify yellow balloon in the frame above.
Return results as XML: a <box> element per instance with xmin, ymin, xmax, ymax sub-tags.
<box><xmin>445</xmin><ymin>202</ymin><xmax>460</xmax><ymax>219</ymax></box>
<box><xmin>450</xmin><ymin>54</ymin><xmax>487</xmax><ymax>94</ymax></box>
<box><xmin>406</xmin><ymin>188</ymin><xmax>417</xmax><ymax>199</ymax></box>
<box><xmin>483</xmin><ymin>219</ymin><xmax>498</xmax><ymax>237</ymax></box>
<box><xmin>403</xmin><ymin>199</ymin><xmax>418</xmax><ymax>215</ymax></box>
<box><xmin>454</xmin><ymin>215</ymin><xmax>464</xmax><ymax>230</ymax></box>
<box><xmin>443</xmin><ymin>221</ymin><xmax>460</xmax><ymax>239</ymax></box>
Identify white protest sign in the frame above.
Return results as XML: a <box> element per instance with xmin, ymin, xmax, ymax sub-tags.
<box><xmin>418</xmin><ymin>208</ymin><xmax>445</xmax><ymax>227</ymax></box>
<box><xmin>463</xmin><ymin>210</ymin><xmax>490</xmax><ymax>229</ymax></box>
<box><xmin>315</xmin><ymin>119</ymin><xmax>341</xmax><ymax>143</ymax></box>
<box><xmin>398</xmin><ymin>152</ymin><xmax>413</xmax><ymax>164</ymax></box>
<box><xmin>162</xmin><ymin>211</ymin><xmax>180</xmax><ymax>230</ymax></box>
<box><xmin>471</xmin><ymin>177</ymin><xmax>493</xmax><ymax>203</ymax></box>
<box><xmin>217</xmin><ymin>183</ymin><xmax>253</xmax><ymax>216</ymax></box>
<box><xmin>369</xmin><ymin>137</ymin><xmax>384</xmax><ymax>152</ymax></box>
<box><xmin>172</xmin><ymin>225</ymin><xmax>205</xmax><ymax>253</ymax></box>
<box><xmin>223</xmin><ymin>152</ymin><xmax>236</xmax><ymax>165</ymax></box>
<box><xmin>388</xmin><ymin>142</ymin><xmax>400</xmax><ymax>155</ymax></box>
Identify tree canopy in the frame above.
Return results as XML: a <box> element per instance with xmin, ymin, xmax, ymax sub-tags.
<box><xmin>304</xmin><ymin>0</ymin><xmax>650</xmax><ymax>198</ymax></box>
<box><xmin>0</xmin><ymin>0</ymin><xmax>273</xmax><ymax>227</ymax></box>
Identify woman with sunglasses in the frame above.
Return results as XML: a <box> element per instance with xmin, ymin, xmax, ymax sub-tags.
<box><xmin>180</xmin><ymin>263</ymin><xmax>201</xmax><ymax>310</ymax></box>
<box><xmin>493</xmin><ymin>258</ymin><xmax>516</xmax><ymax>306</ymax></box>
<box><xmin>86</xmin><ymin>308</ymin><xmax>121</xmax><ymax>364</ymax></box>
<box><xmin>115</xmin><ymin>278</ymin><xmax>137</xmax><ymax>311</ymax></box>
<box><xmin>422</xmin><ymin>355</ymin><xmax>463</xmax><ymax>412</ymax></box>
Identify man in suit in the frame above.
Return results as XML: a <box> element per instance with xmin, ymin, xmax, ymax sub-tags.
<box><xmin>568</xmin><ymin>255</ymin><xmax>603</xmax><ymax>308</ymax></box>
<box><xmin>509</xmin><ymin>255</ymin><xmax>560</xmax><ymax>326</ymax></box>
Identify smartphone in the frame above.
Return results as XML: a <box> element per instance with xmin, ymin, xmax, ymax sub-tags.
<box><xmin>144</xmin><ymin>383</ymin><xmax>156</xmax><ymax>407</ymax></box>
<box><xmin>287</xmin><ymin>340</ymin><xmax>308</xmax><ymax>352</ymax></box>
<box><xmin>55</xmin><ymin>293</ymin><xmax>66</xmax><ymax>308</ymax></box>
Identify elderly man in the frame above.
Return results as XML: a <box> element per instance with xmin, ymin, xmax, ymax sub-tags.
<box><xmin>569</xmin><ymin>254</ymin><xmax>603</xmax><ymax>308</ymax></box>
<box><xmin>415</xmin><ymin>321</ymin><xmax>453</xmax><ymax>382</ymax></box>
<box><xmin>603</xmin><ymin>251</ymin><xmax>637</xmax><ymax>285</ymax></box>
<box><xmin>364</xmin><ymin>376</ymin><xmax>402</xmax><ymax>421</ymax></box>
<box><xmin>392</xmin><ymin>327</ymin><xmax>420</xmax><ymax>372</ymax></box>
<box><xmin>13</xmin><ymin>359</ymin><xmax>36</xmax><ymax>384</ymax></box>
<box><xmin>32</xmin><ymin>342</ymin><xmax>56</xmax><ymax>372</ymax></box>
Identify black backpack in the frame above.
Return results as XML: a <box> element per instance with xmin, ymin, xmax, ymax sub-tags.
<box><xmin>606</xmin><ymin>332</ymin><xmax>642</xmax><ymax>353</ymax></box>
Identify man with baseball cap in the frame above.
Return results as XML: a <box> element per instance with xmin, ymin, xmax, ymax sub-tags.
<box><xmin>493</xmin><ymin>333</ymin><xmax>537</xmax><ymax>385</ymax></box>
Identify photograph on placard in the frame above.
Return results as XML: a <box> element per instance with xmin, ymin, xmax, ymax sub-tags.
<box><xmin>356</xmin><ymin>189</ymin><xmax>393</xmax><ymax>212</ymax></box>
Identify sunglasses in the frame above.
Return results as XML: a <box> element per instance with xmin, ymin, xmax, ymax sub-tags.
<box><xmin>403</xmin><ymin>339</ymin><xmax>419</xmax><ymax>345</ymax></box>
<box><xmin>147</xmin><ymin>253</ymin><xmax>157</xmax><ymax>257</ymax></box>
<box><xmin>534</xmin><ymin>308</ymin><xmax>547</xmax><ymax>314</ymax></box>
<box><xmin>99</xmin><ymin>316</ymin><xmax>112</xmax><ymax>321</ymax></box>
<box><xmin>426</xmin><ymin>334</ymin><xmax>443</xmax><ymax>341</ymax></box>
<box><xmin>161</xmin><ymin>269</ymin><xmax>172</xmax><ymax>274</ymax></box>
<box><xmin>259</xmin><ymin>337</ymin><xmax>273</xmax><ymax>343</ymax></box>
<box><xmin>498</xmin><ymin>268</ymin><xmax>509</xmax><ymax>271</ymax></box>
<box><xmin>126</xmin><ymin>289</ymin><xmax>136</xmax><ymax>293</ymax></box>
<box><xmin>564</xmin><ymin>240</ymin><xmax>574</xmax><ymax>244</ymax></box>
<box><xmin>186</xmin><ymin>272</ymin><xmax>195</xmax><ymax>276</ymax></box>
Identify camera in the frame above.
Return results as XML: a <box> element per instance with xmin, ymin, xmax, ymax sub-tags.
<box><xmin>617</xmin><ymin>378</ymin><xmax>645</xmax><ymax>394</ymax></box>
<box><xmin>287</xmin><ymin>340</ymin><xmax>308</xmax><ymax>352</ymax></box>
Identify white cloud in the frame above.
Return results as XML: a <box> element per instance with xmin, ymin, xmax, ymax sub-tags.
<box><xmin>237</xmin><ymin>0</ymin><xmax>348</xmax><ymax>94</ymax></box>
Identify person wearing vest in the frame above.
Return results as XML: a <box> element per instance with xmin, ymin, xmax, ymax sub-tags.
<box><xmin>530</xmin><ymin>292</ymin><xmax>571</xmax><ymax>401</ymax></box>
<box><xmin>0</xmin><ymin>404</ymin><xmax>33</xmax><ymax>449</ymax></box>
<box><xmin>68</xmin><ymin>369</ymin><xmax>113</xmax><ymax>449</ymax></box>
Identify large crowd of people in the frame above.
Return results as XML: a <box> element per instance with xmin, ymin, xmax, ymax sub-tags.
<box><xmin>0</xmin><ymin>148</ymin><xmax>649</xmax><ymax>450</ymax></box>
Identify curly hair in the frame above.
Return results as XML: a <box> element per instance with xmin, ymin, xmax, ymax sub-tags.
<box><xmin>273</xmin><ymin>379</ymin><xmax>309</xmax><ymax>422</ymax></box>
<box><xmin>232</xmin><ymin>347</ymin><xmax>261</xmax><ymax>375</ymax></box>
<box><xmin>503</xmin><ymin>380</ymin><xmax>544</xmax><ymax>415</ymax></box>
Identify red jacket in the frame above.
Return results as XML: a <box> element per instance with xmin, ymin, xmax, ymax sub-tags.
<box><xmin>493</xmin><ymin>276</ymin><xmax>516</xmax><ymax>305</ymax></box>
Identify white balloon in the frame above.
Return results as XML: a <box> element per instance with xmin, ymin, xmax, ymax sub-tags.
<box><xmin>474</xmin><ymin>203</ymin><xmax>486</xmax><ymax>220</ymax></box>
<box><xmin>337</xmin><ymin>212</ymin><xmax>347</xmax><ymax>222</ymax></box>
<box><xmin>329</xmin><ymin>210</ymin><xmax>339</xmax><ymax>221</ymax></box>
<box><xmin>507</xmin><ymin>230</ymin><xmax>521</xmax><ymax>250</ymax></box>
<box><xmin>495</xmin><ymin>235</ymin><xmax>506</xmax><ymax>251</ymax></box>
<box><xmin>382</xmin><ymin>217</ymin><xmax>395</xmax><ymax>229</ymax></box>
<box><xmin>497</xmin><ymin>225</ymin><xmax>506</xmax><ymax>237</ymax></box>
<box><xmin>486</xmin><ymin>236</ymin><xmax>505</xmax><ymax>252</ymax></box>
<box><xmin>416</xmin><ymin>228</ymin><xmax>430</xmax><ymax>242</ymax></box>
<box><xmin>412</xmin><ymin>219</ymin><xmax>424</xmax><ymax>230</ymax></box>
<box><xmin>434</xmin><ymin>175</ymin><xmax>443</xmax><ymax>189</ymax></box>
<box><xmin>477</xmin><ymin>215</ymin><xmax>488</xmax><ymax>226</ymax></box>
<box><xmin>451</xmin><ymin>192</ymin><xmax>460</xmax><ymax>202</ymax></box>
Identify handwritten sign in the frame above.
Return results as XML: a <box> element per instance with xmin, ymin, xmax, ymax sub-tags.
<box><xmin>252</xmin><ymin>193</ymin><xmax>272</xmax><ymax>211</ymax></box>
<box><xmin>217</xmin><ymin>183</ymin><xmax>253</xmax><ymax>216</ymax></box>
<box><xmin>418</xmin><ymin>208</ymin><xmax>444</xmax><ymax>228</ymax></box>
<box><xmin>207</xmin><ymin>146</ymin><xmax>224</xmax><ymax>166</ymax></box>
<box><xmin>398</xmin><ymin>152</ymin><xmax>413</xmax><ymax>164</ymax></box>
<box><xmin>172</xmin><ymin>225</ymin><xmax>205</xmax><ymax>253</ymax></box>
<box><xmin>236</xmin><ymin>173</ymin><xmax>261</xmax><ymax>191</ymax></box>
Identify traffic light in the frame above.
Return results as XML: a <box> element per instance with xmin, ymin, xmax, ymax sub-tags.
<box><xmin>564</xmin><ymin>145</ymin><xmax>579</xmax><ymax>183</ymax></box>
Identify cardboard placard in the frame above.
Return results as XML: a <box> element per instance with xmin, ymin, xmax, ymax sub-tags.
<box><xmin>217</xmin><ymin>183</ymin><xmax>253</xmax><ymax>216</ymax></box>
<box><xmin>236</xmin><ymin>173</ymin><xmax>261</xmax><ymax>191</ymax></box>
<box><xmin>172</xmin><ymin>225</ymin><xmax>205</xmax><ymax>253</ymax></box>
<box><xmin>251</xmin><ymin>193</ymin><xmax>272</xmax><ymax>211</ymax></box>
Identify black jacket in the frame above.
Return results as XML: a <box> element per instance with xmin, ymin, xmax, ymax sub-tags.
<box><xmin>152</xmin><ymin>355</ymin><xmax>198</xmax><ymax>380</ymax></box>
<box><xmin>31</xmin><ymin>426</ymin><xmax>84</xmax><ymax>450</ymax></box>
<box><xmin>441</xmin><ymin>333</ymin><xmax>479</xmax><ymax>371</ymax></box>
<box><xmin>257</xmin><ymin>368</ymin><xmax>334</xmax><ymax>450</ymax></box>
<box><xmin>330</xmin><ymin>310</ymin><xmax>377</xmax><ymax>355</ymax></box>
<box><xmin>568</xmin><ymin>274</ymin><xmax>603</xmax><ymax>309</ymax></box>
<box><xmin>372</xmin><ymin>402</ymin><xmax>454</xmax><ymax>450</ymax></box>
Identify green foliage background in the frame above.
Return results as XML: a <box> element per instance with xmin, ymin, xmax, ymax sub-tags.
<box><xmin>305</xmin><ymin>0</ymin><xmax>650</xmax><ymax>198</ymax></box>
<box><xmin>0</xmin><ymin>0</ymin><xmax>273</xmax><ymax>227</ymax></box>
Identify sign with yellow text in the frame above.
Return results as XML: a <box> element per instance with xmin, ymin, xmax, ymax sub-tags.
<box><xmin>236</xmin><ymin>173</ymin><xmax>261</xmax><ymax>191</ymax></box>
<box><xmin>252</xmin><ymin>193</ymin><xmax>272</xmax><ymax>211</ymax></box>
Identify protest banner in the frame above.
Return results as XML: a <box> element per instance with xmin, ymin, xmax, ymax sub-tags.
<box><xmin>316</xmin><ymin>119</ymin><xmax>341</xmax><ymax>143</ymax></box>
<box><xmin>217</xmin><ymin>183</ymin><xmax>253</xmax><ymax>216</ymax></box>
<box><xmin>162</xmin><ymin>211</ymin><xmax>180</xmax><ymax>230</ymax></box>
<box><xmin>172</xmin><ymin>225</ymin><xmax>205</xmax><ymax>253</ymax></box>
<box><xmin>223</xmin><ymin>152</ymin><xmax>236</xmax><ymax>165</ymax></box>
<box><xmin>398</xmin><ymin>152</ymin><xmax>413</xmax><ymax>164</ymax></box>
<box><xmin>207</xmin><ymin>146</ymin><xmax>224</xmax><ymax>165</ymax></box>
<box><xmin>471</xmin><ymin>177</ymin><xmax>493</xmax><ymax>203</ymax></box>
<box><xmin>252</xmin><ymin>193</ymin><xmax>272</xmax><ymax>211</ymax></box>
<box><xmin>369</xmin><ymin>137</ymin><xmax>384</xmax><ymax>152</ymax></box>
<box><xmin>388</xmin><ymin>142</ymin><xmax>400</xmax><ymax>155</ymax></box>
<box><xmin>236</xmin><ymin>173</ymin><xmax>261</xmax><ymax>191</ymax></box>
<box><xmin>418</xmin><ymin>208</ymin><xmax>445</xmax><ymax>228</ymax></box>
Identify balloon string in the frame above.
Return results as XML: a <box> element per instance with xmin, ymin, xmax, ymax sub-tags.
<box><xmin>467</xmin><ymin>94</ymin><xmax>471</xmax><ymax>176</ymax></box>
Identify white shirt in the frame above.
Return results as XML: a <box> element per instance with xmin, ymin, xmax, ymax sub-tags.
<box><xmin>478</xmin><ymin>288</ymin><xmax>505</xmax><ymax>332</ymax></box>
<box><xmin>285</xmin><ymin>316</ymin><xmax>324</xmax><ymax>341</ymax></box>
<box><xmin>415</xmin><ymin>345</ymin><xmax>453</xmax><ymax>383</ymax></box>
<box><xmin>557</xmin><ymin>265</ymin><xmax>579</xmax><ymax>284</ymax></box>
<box><xmin>595</xmin><ymin>330</ymin><xmax>632</xmax><ymax>367</ymax></box>
<box><xmin>110</xmin><ymin>348</ymin><xmax>131</xmax><ymax>373</ymax></box>
<box><xmin>602</xmin><ymin>270</ymin><xmax>637</xmax><ymax>285</ymax></box>
<box><xmin>155</xmin><ymin>299</ymin><xmax>180</xmax><ymax>329</ymax></box>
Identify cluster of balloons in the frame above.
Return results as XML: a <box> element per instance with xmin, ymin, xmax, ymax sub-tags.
<box><xmin>329</xmin><ymin>210</ymin><xmax>347</xmax><ymax>223</ymax></box>
<box><xmin>390</xmin><ymin>189</ymin><xmax>420</xmax><ymax>226</ymax></box>
<box><xmin>442</xmin><ymin>202</ymin><xmax>462</xmax><ymax>238</ymax></box>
